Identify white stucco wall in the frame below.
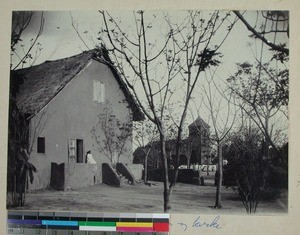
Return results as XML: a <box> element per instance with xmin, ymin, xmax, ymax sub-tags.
<box><xmin>126</xmin><ymin>164</ymin><xmax>144</xmax><ymax>181</ymax></box>
<box><xmin>64</xmin><ymin>163</ymin><xmax>101</xmax><ymax>189</ymax></box>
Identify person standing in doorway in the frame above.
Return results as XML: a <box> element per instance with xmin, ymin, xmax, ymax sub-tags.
<box><xmin>86</xmin><ymin>150</ymin><xmax>97</xmax><ymax>164</ymax></box>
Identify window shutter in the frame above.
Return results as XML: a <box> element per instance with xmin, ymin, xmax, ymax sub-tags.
<box><xmin>100</xmin><ymin>82</ymin><xmax>105</xmax><ymax>102</ymax></box>
<box><xmin>97</xmin><ymin>81</ymin><xmax>101</xmax><ymax>102</ymax></box>
<box><xmin>93</xmin><ymin>80</ymin><xmax>105</xmax><ymax>103</ymax></box>
<box><xmin>68</xmin><ymin>139</ymin><xmax>76</xmax><ymax>158</ymax></box>
<box><xmin>93</xmin><ymin>80</ymin><xmax>97</xmax><ymax>102</ymax></box>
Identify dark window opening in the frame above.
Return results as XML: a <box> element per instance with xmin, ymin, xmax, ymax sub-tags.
<box><xmin>76</xmin><ymin>139</ymin><xmax>84</xmax><ymax>163</ymax></box>
<box><xmin>37</xmin><ymin>137</ymin><xmax>45</xmax><ymax>153</ymax></box>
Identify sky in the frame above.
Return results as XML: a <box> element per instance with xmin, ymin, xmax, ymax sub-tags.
<box><xmin>18</xmin><ymin>11</ymin><xmax>287</xmax><ymax>70</ymax></box>
<box><xmin>16</xmin><ymin>11</ymin><xmax>255</xmax><ymax>69</ymax></box>
<box><xmin>11</xmin><ymin>10</ymin><xmax>289</xmax><ymax>146</ymax></box>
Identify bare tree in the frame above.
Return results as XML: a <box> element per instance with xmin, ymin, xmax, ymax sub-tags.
<box><xmin>91</xmin><ymin>102</ymin><xmax>133</xmax><ymax>165</ymax></box>
<box><xmin>133</xmin><ymin>119</ymin><xmax>158</xmax><ymax>183</ymax></box>
<box><xmin>228</xmin><ymin>9</ymin><xmax>289</xmax><ymax>168</ymax></box>
<box><xmin>11</xmin><ymin>11</ymin><xmax>45</xmax><ymax>70</ymax></box>
<box><xmin>227</xmin><ymin>61</ymin><xmax>288</xmax><ymax>165</ymax></box>
<box><xmin>196</xmin><ymin>70</ymin><xmax>237</xmax><ymax>208</ymax></box>
<box><xmin>221</xmin><ymin>11</ymin><xmax>289</xmax><ymax>212</ymax></box>
<box><xmin>97</xmin><ymin>10</ymin><xmax>237</xmax><ymax>212</ymax></box>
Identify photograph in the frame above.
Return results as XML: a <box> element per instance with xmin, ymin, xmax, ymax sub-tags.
<box><xmin>7</xmin><ymin>10</ymin><xmax>289</xmax><ymax>216</ymax></box>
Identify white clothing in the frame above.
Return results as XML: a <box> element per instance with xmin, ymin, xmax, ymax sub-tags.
<box><xmin>87</xmin><ymin>153</ymin><xmax>97</xmax><ymax>164</ymax></box>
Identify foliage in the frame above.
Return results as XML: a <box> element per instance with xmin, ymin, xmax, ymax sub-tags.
<box><xmin>223</xmin><ymin>127</ymin><xmax>285</xmax><ymax>213</ymax></box>
<box><xmin>7</xmin><ymin>11</ymin><xmax>45</xmax><ymax>207</ymax></box>
<box><xmin>227</xmin><ymin>60</ymin><xmax>288</xmax><ymax>166</ymax></box>
<box><xmin>225</xmin><ymin>42</ymin><xmax>289</xmax><ymax>212</ymax></box>
<box><xmin>7</xmin><ymin>97</ymin><xmax>38</xmax><ymax>207</ymax></box>
<box><xmin>228</xmin><ymin>61</ymin><xmax>288</xmax><ymax>109</ymax></box>
<box><xmin>7</xmin><ymin>146</ymin><xmax>37</xmax><ymax>208</ymax></box>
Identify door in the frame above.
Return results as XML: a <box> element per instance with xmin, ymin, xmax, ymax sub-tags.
<box><xmin>50</xmin><ymin>162</ymin><xmax>65</xmax><ymax>191</ymax></box>
<box><xmin>76</xmin><ymin>139</ymin><xmax>84</xmax><ymax>163</ymax></box>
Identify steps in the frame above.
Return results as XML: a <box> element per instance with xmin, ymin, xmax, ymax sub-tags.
<box><xmin>116</xmin><ymin>163</ymin><xmax>136</xmax><ymax>185</ymax></box>
<box><xmin>102</xmin><ymin>163</ymin><xmax>137</xmax><ymax>187</ymax></box>
<box><xmin>102</xmin><ymin>163</ymin><xmax>120</xmax><ymax>187</ymax></box>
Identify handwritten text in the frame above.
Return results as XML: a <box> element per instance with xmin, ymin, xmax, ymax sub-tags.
<box><xmin>177</xmin><ymin>215</ymin><xmax>222</xmax><ymax>232</ymax></box>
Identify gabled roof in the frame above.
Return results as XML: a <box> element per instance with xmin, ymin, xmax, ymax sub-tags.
<box><xmin>188</xmin><ymin>117</ymin><xmax>210</xmax><ymax>129</ymax></box>
<box><xmin>11</xmin><ymin>49</ymin><xmax>144</xmax><ymax>121</ymax></box>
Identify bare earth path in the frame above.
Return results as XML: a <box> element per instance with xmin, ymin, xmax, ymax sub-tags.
<box><xmin>15</xmin><ymin>180</ymin><xmax>287</xmax><ymax>215</ymax></box>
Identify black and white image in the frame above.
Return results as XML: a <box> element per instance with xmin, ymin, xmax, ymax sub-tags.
<box><xmin>7</xmin><ymin>10</ymin><xmax>289</xmax><ymax>214</ymax></box>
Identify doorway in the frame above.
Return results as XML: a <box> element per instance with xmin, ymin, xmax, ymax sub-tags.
<box><xmin>76</xmin><ymin>139</ymin><xmax>84</xmax><ymax>163</ymax></box>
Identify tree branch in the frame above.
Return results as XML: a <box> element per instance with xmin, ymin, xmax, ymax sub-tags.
<box><xmin>233</xmin><ymin>11</ymin><xmax>289</xmax><ymax>55</ymax></box>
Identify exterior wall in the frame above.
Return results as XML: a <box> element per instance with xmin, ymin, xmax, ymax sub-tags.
<box><xmin>126</xmin><ymin>164</ymin><xmax>144</xmax><ymax>181</ymax></box>
<box><xmin>28</xmin><ymin>59</ymin><xmax>133</xmax><ymax>190</ymax></box>
<box><xmin>189</xmin><ymin>126</ymin><xmax>211</xmax><ymax>165</ymax></box>
<box><xmin>65</xmin><ymin>163</ymin><xmax>101</xmax><ymax>189</ymax></box>
<box><xmin>29</xmin><ymin>158</ymin><xmax>51</xmax><ymax>190</ymax></box>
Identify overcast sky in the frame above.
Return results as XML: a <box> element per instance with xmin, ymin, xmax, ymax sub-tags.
<box><xmin>16</xmin><ymin>11</ymin><xmax>263</xmax><ymax>72</ymax></box>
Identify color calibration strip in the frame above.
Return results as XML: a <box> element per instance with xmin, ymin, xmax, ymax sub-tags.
<box><xmin>7</xmin><ymin>211</ymin><xmax>169</xmax><ymax>233</ymax></box>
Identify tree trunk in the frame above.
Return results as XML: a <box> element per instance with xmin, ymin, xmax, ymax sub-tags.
<box><xmin>160</xmin><ymin>132</ymin><xmax>171</xmax><ymax>212</ymax></box>
<box><xmin>170</xmin><ymin>123</ymin><xmax>185</xmax><ymax>188</ymax></box>
<box><xmin>164</xmin><ymin>187</ymin><xmax>172</xmax><ymax>212</ymax></box>
<box><xmin>215</xmin><ymin>141</ymin><xmax>223</xmax><ymax>208</ymax></box>
<box><xmin>207</xmin><ymin>156</ymin><xmax>209</xmax><ymax>176</ymax></box>
<box><xmin>144</xmin><ymin>153</ymin><xmax>148</xmax><ymax>183</ymax></box>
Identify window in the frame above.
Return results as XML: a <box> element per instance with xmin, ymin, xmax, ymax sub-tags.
<box><xmin>37</xmin><ymin>137</ymin><xmax>45</xmax><ymax>153</ymax></box>
<box><xmin>93</xmin><ymin>80</ymin><xmax>105</xmax><ymax>103</ymax></box>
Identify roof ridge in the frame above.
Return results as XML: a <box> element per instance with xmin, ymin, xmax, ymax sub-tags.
<box><xmin>14</xmin><ymin>49</ymin><xmax>97</xmax><ymax>72</ymax></box>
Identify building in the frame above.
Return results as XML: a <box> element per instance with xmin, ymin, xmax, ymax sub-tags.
<box><xmin>188</xmin><ymin>116</ymin><xmax>211</xmax><ymax>165</ymax></box>
<box><xmin>9</xmin><ymin>48</ymin><xmax>144</xmax><ymax>190</ymax></box>
<box><xmin>133</xmin><ymin>116</ymin><xmax>211</xmax><ymax>170</ymax></box>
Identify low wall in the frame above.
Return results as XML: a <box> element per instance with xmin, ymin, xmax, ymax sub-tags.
<box><xmin>126</xmin><ymin>164</ymin><xmax>143</xmax><ymax>181</ymax></box>
<box><xmin>64</xmin><ymin>163</ymin><xmax>101</xmax><ymax>190</ymax></box>
<box><xmin>178</xmin><ymin>169</ymin><xmax>195</xmax><ymax>183</ymax></box>
<box><xmin>148</xmin><ymin>168</ymin><xmax>195</xmax><ymax>184</ymax></box>
<box><xmin>29</xmin><ymin>158</ymin><xmax>102</xmax><ymax>191</ymax></box>
<box><xmin>147</xmin><ymin>169</ymin><xmax>165</xmax><ymax>182</ymax></box>
<box><xmin>28</xmin><ymin>158</ymin><xmax>52</xmax><ymax>190</ymax></box>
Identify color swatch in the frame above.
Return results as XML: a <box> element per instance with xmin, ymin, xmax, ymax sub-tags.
<box><xmin>7</xmin><ymin>211</ymin><xmax>170</xmax><ymax>234</ymax></box>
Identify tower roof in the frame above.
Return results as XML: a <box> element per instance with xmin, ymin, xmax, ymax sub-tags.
<box><xmin>188</xmin><ymin>117</ymin><xmax>210</xmax><ymax>129</ymax></box>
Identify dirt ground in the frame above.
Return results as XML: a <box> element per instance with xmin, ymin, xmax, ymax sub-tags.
<box><xmin>14</xmin><ymin>175</ymin><xmax>288</xmax><ymax>215</ymax></box>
